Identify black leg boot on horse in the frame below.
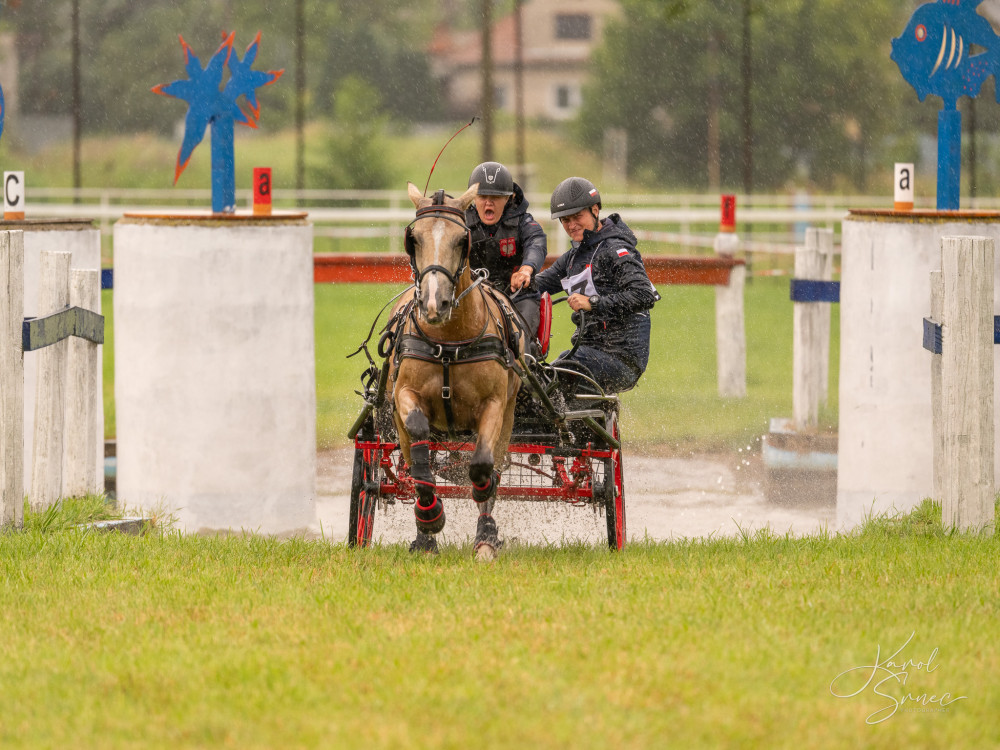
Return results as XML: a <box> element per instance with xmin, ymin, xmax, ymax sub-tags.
<box><xmin>406</xmin><ymin>415</ymin><xmax>445</xmax><ymax>555</ymax></box>
<box><xmin>471</xmin><ymin>443</ymin><xmax>503</xmax><ymax>561</ymax></box>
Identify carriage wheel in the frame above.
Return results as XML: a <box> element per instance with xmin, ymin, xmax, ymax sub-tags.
<box><xmin>604</xmin><ymin>412</ymin><xmax>626</xmax><ymax>551</ymax></box>
<box><xmin>348</xmin><ymin>447</ymin><xmax>377</xmax><ymax>547</ymax></box>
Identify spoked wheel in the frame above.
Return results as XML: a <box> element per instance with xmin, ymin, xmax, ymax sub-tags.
<box><xmin>348</xmin><ymin>447</ymin><xmax>378</xmax><ymax>547</ymax></box>
<box><xmin>604</xmin><ymin>411</ymin><xmax>626</xmax><ymax>550</ymax></box>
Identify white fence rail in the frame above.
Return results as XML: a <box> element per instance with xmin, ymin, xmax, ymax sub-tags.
<box><xmin>25</xmin><ymin>188</ymin><xmax>988</xmax><ymax>257</ymax></box>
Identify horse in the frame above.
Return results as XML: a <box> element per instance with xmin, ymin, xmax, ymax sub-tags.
<box><xmin>385</xmin><ymin>181</ymin><xmax>523</xmax><ymax>559</ymax></box>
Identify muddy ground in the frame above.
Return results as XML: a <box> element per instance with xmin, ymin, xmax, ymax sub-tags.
<box><xmin>313</xmin><ymin>445</ymin><xmax>837</xmax><ymax>547</ymax></box>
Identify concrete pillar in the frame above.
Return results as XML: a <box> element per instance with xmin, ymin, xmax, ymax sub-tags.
<box><xmin>837</xmin><ymin>211</ymin><xmax>1000</xmax><ymax>528</ymax></box>
<box><xmin>113</xmin><ymin>214</ymin><xmax>316</xmax><ymax>534</ymax></box>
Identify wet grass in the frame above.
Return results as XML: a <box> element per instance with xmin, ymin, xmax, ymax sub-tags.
<box><xmin>0</xmin><ymin>499</ymin><xmax>994</xmax><ymax>749</ymax></box>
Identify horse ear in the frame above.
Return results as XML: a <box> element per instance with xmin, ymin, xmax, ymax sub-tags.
<box><xmin>457</xmin><ymin>182</ymin><xmax>479</xmax><ymax>210</ymax></box>
<box><xmin>407</xmin><ymin>181</ymin><xmax>425</xmax><ymax>208</ymax></box>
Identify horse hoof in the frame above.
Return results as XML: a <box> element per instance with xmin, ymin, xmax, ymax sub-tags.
<box><xmin>409</xmin><ymin>533</ymin><xmax>439</xmax><ymax>555</ymax></box>
<box><xmin>474</xmin><ymin>542</ymin><xmax>498</xmax><ymax>561</ymax></box>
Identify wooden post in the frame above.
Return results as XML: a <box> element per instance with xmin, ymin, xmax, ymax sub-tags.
<box><xmin>930</xmin><ymin>270</ymin><xmax>944</xmax><ymax>505</ymax></box>
<box><xmin>0</xmin><ymin>231</ymin><xmax>24</xmax><ymax>528</ymax></box>
<box><xmin>715</xmin><ymin>264</ymin><xmax>746</xmax><ymax>398</ymax></box>
<box><xmin>63</xmin><ymin>268</ymin><xmax>100</xmax><ymax>498</ymax></box>
<box><xmin>808</xmin><ymin>227</ymin><xmax>835</xmax><ymax>405</ymax></box>
<box><xmin>30</xmin><ymin>251</ymin><xmax>71</xmax><ymax>511</ymax></box>
<box><xmin>714</xmin><ymin>196</ymin><xmax>746</xmax><ymax>398</ymax></box>
<box><xmin>940</xmin><ymin>236</ymin><xmax>994</xmax><ymax>530</ymax></box>
<box><xmin>793</xmin><ymin>235</ymin><xmax>824</xmax><ymax>429</ymax></box>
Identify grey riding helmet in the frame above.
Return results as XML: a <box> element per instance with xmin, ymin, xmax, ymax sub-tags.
<box><xmin>550</xmin><ymin>176</ymin><xmax>601</xmax><ymax>219</ymax></box>
<box><xmin>468</xmin><ymin>161</ymin><xmax>514</xmax><ymax>196</ymax></box>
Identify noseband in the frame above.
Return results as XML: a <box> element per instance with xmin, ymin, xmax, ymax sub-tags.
<box><xmin>404</xmin><ymin>190</ymin><xmax>473</xmax><ymax>298</ymax></box>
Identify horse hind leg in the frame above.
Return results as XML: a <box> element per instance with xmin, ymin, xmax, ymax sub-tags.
<box><xmin>405</xmin><ymin>410</ymin><xmax>445</xmax><ymax>552</ymax></box>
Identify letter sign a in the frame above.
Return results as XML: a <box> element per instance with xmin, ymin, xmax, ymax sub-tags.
<box><xmin>894</xmin><ymin>163</ymin><xmax>914</xmax><ymax>211</ymax></box>
<box><xmin>253</xmin><ymin>167</ymin><xmax>272</xmax><ymax>216</ymax></box>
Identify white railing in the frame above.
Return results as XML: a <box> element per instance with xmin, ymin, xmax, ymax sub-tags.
<box><xmin>25</xmin><ymin>188</ymin><xmax>997</xmax><ymax>257</ymax></box>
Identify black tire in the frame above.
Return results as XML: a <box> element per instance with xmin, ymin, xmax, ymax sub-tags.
<box><xmin>348</xmin><ymin>447</ymin><xmax>377</xmax><ymax>547</ymax></box>
<box><xmin>604</xmin><ymin>412</ymin><xmax>626</xmax><ymax>550</ymax></box>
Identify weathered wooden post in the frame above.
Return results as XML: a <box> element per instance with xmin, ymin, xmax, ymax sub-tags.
<box><xmin>714</xmin><ymin>195</ymin><xmax>746</xmax><ymax>398</ymax></box>
<box><xmin>793</xmin><ymin>235</ymin><xmax>825</xmax><ymax>428</ymax></box>
<box><xmin>929</xmin><ymin>270</ymin><xmax>944</xmax><ymax>505</ymax></box>
<box><xmin>30</xmin><ymin>250</ymin><xmax>71</xmax><ymax>510</ymax></box>
<box><xmin>810</xmin><ymin>228</ymin><xmax>835</xmax><ymax>405</ymax></box>
<box><xmin>0</xmin><ymin>231</ymin><xmax>24</xmax><ymax>528</ymax></box>
<box><xmin>63</xmin><ymin>268</ymin><xmax>102</xmax><ymax>497</ymax></box>
<box><xmin>940</xmin><ymin>235</ymin><xmax>994</xmax><ymax>530</ymax></box>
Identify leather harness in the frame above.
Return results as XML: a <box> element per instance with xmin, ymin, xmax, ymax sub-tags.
<box><xmin>391</xmin><ymin>195</ymin><xmax>524</xmax><ymax>438</ymax></box>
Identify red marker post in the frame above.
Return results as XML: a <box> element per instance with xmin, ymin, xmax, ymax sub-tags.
<box><xmin>715</xmin><ymin>194</ymin><xmax>739</xmax><ymax>256</ymax></box>
<box><xmin>253</xmin><ymin>167</ymin><xmax>272</xmax><ymax>216</ymax></box>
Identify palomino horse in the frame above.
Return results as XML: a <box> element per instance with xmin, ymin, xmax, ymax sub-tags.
<box><xmin>388</xmin><ymin>181</ymin><xmax>523</xmax><ymax>558</ymax></box>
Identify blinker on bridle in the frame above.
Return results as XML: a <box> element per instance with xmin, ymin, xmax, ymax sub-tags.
<box><xmin>405</xmin><ymin>189</ymin><xmax>476</xmax><ymax>305</ymax></box>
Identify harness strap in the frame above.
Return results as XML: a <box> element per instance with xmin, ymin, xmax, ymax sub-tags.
<box><xmin>394</xmin><ymin>332</ymin><xmax>511</xmax><ymax>367</ymax></box>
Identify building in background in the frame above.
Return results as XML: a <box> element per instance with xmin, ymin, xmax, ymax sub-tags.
<box><xmin>429</xmin><ymin>0</ymin><xmax>620</xmax><ymax>122</ymax></box>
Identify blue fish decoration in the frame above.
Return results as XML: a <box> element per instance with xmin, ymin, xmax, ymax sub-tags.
<box><xmin>891</xmin><ymin>0</ymin><xmax>1000</xmax><ymax>109</ymax></box>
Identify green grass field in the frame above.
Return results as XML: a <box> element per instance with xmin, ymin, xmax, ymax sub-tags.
<box><xmin>0</xmin><ymin>498</ymin><xmax>995</xmax><ymax>749</ymax></box>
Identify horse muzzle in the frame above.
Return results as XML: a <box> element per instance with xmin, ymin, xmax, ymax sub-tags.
<box><xmin>417</xmin><ymin>271</ymin><xmax>456</xmax><ymax>324</ymax></box>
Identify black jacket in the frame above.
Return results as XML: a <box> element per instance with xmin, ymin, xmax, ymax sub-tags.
<box><xmin>466</xmin><ymin>183</ymin><xmax>547</xmax><ymax>294</ymax></box>
<box><xmin>535</xmin><ymin>214</ymin><xmax>658</xmax><ymax>373</ymax></box>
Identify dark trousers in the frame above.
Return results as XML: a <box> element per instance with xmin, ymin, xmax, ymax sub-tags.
<box><xmin>554</xmin><ymin>345</ymin><xmax>640</xmax><ymax>394</ymax></box>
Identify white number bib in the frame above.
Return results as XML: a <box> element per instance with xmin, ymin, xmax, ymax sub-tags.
<box><xmin>560</xmin><ymin>264</ymin><xmax>597</xmax><ymax>297</ymax></box>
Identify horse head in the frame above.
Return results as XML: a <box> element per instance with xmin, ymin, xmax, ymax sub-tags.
<box><xmin>405</xmin><ymin>181</ymin><xmax>479</xmax><ymax>324</ymax></box>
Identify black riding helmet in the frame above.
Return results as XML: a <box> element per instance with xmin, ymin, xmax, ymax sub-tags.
<box><xmin>468</xmin><ymin>161</ymin><xmax>514</xmax><ymax>196</ymax></box>
<box><xmin>550</xmin><ymin>176</ymin><xmax>601</xmax><ymax>219</ymax></box>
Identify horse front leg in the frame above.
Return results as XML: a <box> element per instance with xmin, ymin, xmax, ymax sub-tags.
<box><xmin>396</xmin><ymin>396</ymin><xmax>446</xmax><ymax>553</ymax></box>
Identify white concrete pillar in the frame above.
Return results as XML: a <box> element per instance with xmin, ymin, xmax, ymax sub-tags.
<box><xmin>113</xmin><ymin>214</ymin><xmax>316</xmax><ymax>534</ymax></box>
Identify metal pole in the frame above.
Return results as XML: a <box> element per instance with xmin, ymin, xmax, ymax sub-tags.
<box><xmin>72</xmin><ymin>0</ymin><xmax>81</xmax><ymax>199</ymax></box>
<box><xmin>741</xmin><ymin>0</ymin><xmax>753</xmax><ymax>278</ymax></box>
<box><xmin>514</xmin><ymin>0</ymin><xmax>526</xmax><ymax>188</ymax></box>
<box><xmin>968</xmin><ymin>97</ymin><xmax>977</xmax><ymax>202</ymax></box>
<box><xmin>295</xmin><ymin>0</ymin><xmax>306</xmax><ymax>193</ymax></box>
<box><xmin>481</xmin><ymin>0</ymin><xmax>494</xmax><ymax>162</ymax></box>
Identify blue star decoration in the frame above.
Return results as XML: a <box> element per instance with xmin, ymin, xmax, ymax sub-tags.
<box><xmin>153</xmin><ymin>32</ymin><xmax>283</xmax><ymax>213</ymax></box>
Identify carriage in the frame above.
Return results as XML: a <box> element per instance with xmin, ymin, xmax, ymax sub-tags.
<box><xmin>346</xmin><ymin>291</ymin><xmax>627</xmax><ymax>551</ymax></box>
<box><xmin>346</xmin><ymin>182</ymin><xmax>628</xmax><ymax>554</ymax></box>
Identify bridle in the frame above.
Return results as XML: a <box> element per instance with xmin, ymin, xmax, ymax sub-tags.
<box><xmin>404</xmin><ymin>189</ymin><xmax>474</xmax><ymax>303</ymax></box>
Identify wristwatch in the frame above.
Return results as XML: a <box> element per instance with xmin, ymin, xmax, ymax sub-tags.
<box><xmin>588</xmin><ymin>294</ymin><xmax>600</xmax><ymax>308</ymax></box>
